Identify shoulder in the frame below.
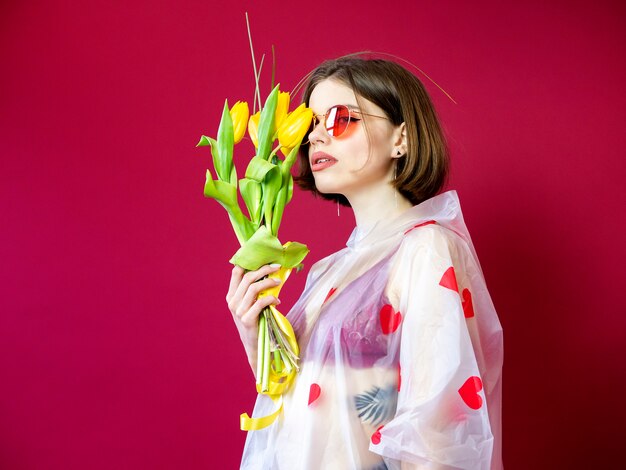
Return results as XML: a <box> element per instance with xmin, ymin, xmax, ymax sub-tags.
<box><xmin>389</xmin><ymin>221</ymin><xmax>487</xmax><ymax>303</ymax></box>
<box><xmin>388</xmin><ymin>222</ymin><xmax>478</xmax><ymax>292</ymax></box>
<box><xmin>397</xmin><ymin>223</ymin><xmax>462</xmax><ymax>262</ymax></box>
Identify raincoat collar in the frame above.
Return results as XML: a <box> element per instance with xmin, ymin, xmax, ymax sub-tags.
<box><xmin>346</xmin><ymin>190</ymin><xmax>465</xmax><ymax>249</ymax></box>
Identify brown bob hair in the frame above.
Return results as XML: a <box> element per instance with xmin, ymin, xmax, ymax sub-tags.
<box><xmin>295</xmin><ymin>56</ymin><xmax>450</xmax><ymax>207</ymax></box>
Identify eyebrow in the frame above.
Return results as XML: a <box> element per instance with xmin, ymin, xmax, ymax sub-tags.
<box><xmin>312</xmin><ymin>104</ymin><xmax>362</xmax><ymax>115</ymax></box>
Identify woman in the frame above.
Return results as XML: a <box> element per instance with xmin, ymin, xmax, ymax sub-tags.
<box><xmin>227</xmin><ymin>57</ymin><xmax>503</xmax><ymax>470</ymax></box>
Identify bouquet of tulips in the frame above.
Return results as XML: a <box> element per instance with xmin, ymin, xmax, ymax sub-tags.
<box><xmin>198</xmin><ymin>84</ymin><xmax>313</xmax><ymax>430</ymax></box>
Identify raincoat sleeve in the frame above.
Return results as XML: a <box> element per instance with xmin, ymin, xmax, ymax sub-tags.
<box><xmin>370</xmin><ymin>225</ymin><xmax>501</xmax><ymax>470</ymax></box>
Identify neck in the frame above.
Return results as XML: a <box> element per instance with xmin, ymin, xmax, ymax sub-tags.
<box><xmin>345</xmin><ymin>183</ymin><xmax>413</xmax><ymax>229</ymax></box>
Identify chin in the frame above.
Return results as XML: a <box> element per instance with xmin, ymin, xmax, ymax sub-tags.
<box><xmin>312</xmin><ymin>178</ymin><xmax>343</xmax><ymax>196</ymax></box>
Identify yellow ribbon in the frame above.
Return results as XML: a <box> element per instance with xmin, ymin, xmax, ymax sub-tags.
<box><xmin>240</xmin><ymin>266</ymin><xmax>300</xmax><ymax>431</ymax></box>
<box><xmin>240</xmin><ymin>396</ymin><xmax>284</xmax><ymax>431</ymax></box>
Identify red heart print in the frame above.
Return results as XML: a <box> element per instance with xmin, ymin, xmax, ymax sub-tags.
<box><xmin>439</xmin><ymin>267</ymin><xmax>459</xmax><ymax>292</ymax></box>
<box><xmin>462</xmin><ymin>288</ymin><xmax>475</xmax><ymax>318</ymax></box>
<box><xmin>308</xmin><ymin>383</ymin><xmax>321</xmax><ymax>406</ymax></box>
<box><xmin>380</xmin><ymin>304</ymin><xmax>402</xmax><ymax>334</ymax></box>
<box><xmin>403</xmin><ymin>220</ymin><xmax>436</xmax><ymax>235</ymax></box>
<box><xmin>371</xmin><ymin>425</ymin><xmax>384</xmax><ymax>445</ymax></box>
<box><xmin>323</xmin><ymin>287</ymin><xmax>337</xmax><ymax>304</ymax></box>
<box><xmin>458</xmin><ymin>376</ymin><xmax>483</xmax><ymax>410</ymax></box>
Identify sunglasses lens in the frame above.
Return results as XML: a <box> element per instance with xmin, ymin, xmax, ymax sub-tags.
<box><xmin>325</xmin><ymin>105</ymin><xmax>351</xmax><ymax>137</ymax></box>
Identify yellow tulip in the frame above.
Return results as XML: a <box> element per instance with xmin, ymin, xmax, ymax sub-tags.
<box><xmin>230</xmin><ymin>101</ymin><xmax>249</xmax><ymax>145</ymax></box>
<box><xmin>275</xmin><ymin>92</ymin><xmax>290</xmax><ymax>129</ymax></box>
<box><xmin>278</xmin><ymin>104</ymin><xmax>314</xmax><ymax>153</ymax></box>
<box><xmin>248</xmin><ymin>111</ymin><xmax>260</xmax><ymax>148</ymax></box>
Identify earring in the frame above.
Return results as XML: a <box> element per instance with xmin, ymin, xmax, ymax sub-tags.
<box><xmin>397</xmin><ymin>149</ymin><xmax>402</xmax><ymax>156</ymax></box>
<box><xmin>394</xmin><ymin>162</ymin><xmax>398</xmax><ymax>209</ymax></box>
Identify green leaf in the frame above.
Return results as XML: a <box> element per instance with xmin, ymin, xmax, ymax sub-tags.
<box><xmin>229</xmin><ymin>226</ymin><xmax>284</xmax><ymax>270</ymax></box>
<box><xmin>239</xmin><ymin>178</ymin><xmax>262</xmax><ymax>226</ymax></box>
<box><xmin>227</xmin><ymin>212</ymin><xmax>254</xmax><ymax>246</ymax></box>
<box><xmin>281</xmin><ymin>241</ymin><xmax>310</xmax><ymax>268</ymax></box>
<box><xmin>216</xmin><ymin>101</ymin><xmax>234</xmax><ymax>181</ymax></box>
<box><xmin>286</xmin><ymin>174</ymin><xmax>294</xmax><ymax>204</ymax></box>
<box><xmin>198</xmin><ymin>136</ymin><xmax>226</xmax><ymax>187</ymax></box>
<box><xmin>257</xmin><ymin>85</ymin><xmax>280</xmax><ymax>160</ymax></box>
<box><xmin>229</xmin><ymin>226</ymin><xmax>309</xmax><ymax>270</ymax></box>
<box><xmin>229</xmin><ymin>164</ymin><xmax>237</xmax><ymax>186</ymax></box>
<box><xmin>282</xmin><ymin>141</ymin><xmax>301</xmax><ymax>175</ymax></box>
<box><xmin>263</xmin><ymin>167</ymin><xmax>282</xmax><ymax>231</ymax></box>
<box><xmin>245</xmin><ymin>157</ymin><xmax>277</xmax><ymax>182</ymax></box>
<box><xmin>271</xmin><ymin>187</ymin><xmax>287</xmax><ymax>235</ymax></box>
<box><xmin>205</xmin><ymin>170</ymin><xmax>254</xmax><ymax>244</ymax></box>
<box><xmin>280</xmin><ymin>145</ymin><xmax>299</xmax><ymax>204</ymax></box>
<box><xmin>203</xmin><ymin>170</ymin><xmax>237</xmax><ymax>208</ymax></box>
<box><xmin>196</xmin><ymin>135</ymin><xmax>213</xmax><ymax>147</ymax></box>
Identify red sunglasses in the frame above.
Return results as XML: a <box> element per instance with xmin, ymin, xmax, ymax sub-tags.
<box><xmin>307</xmin><ymin>104</ymin><xmax>388</xmax><ymax>140</ymax></box>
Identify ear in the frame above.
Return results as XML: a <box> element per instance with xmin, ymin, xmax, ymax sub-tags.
<box><xmin>391</xmin><ymin>122</ymin><xmax>407</xmax><ymax>159</ymax></box>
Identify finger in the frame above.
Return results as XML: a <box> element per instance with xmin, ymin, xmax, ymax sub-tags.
<box><xmin>227</xmin><ymin>265</ymin><xmax>245</xmax><ymax>301</ymax></box>
<box><xmin>233</xmin><ymin>264</ymin><xmax>281</xmax><ymax>302</ymax></box>
<box><xmin>243</xmin><ymin>263</ymin><xmax>282</xmax><ymax>285</ymax></box>
<box><xmin>230</xmin><ymin>274</ymin><xmax>280</xmax><ymax>318</ymax></box>
<box><xmin>239</xmin><ymin>296</ymin><xmax>280</xmax><ymax>328</ymax></box>
<box><xmin>240</xmin><ymin>277</ymin><xmax>282</xmax><ymax>310</ymax></box>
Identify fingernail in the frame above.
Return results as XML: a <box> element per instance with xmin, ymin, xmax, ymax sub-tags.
<box><xmin>269</xmin><ymin>263</ymin><xmax>281</xmax><ymax>268</ymax></box>
<box><xmin>273</xmin><ymin>278</ymin><xmax>281</xmax><ymax>284</ymax></box>
<box><xmin>275</xmin><ymin>298</ymin><xmax>281</xmax><ymax>305</ymax></box>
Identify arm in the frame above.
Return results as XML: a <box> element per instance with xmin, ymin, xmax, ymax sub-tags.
<box><xmin>371</xmin><ymin>226</ymin><xmax>502</xmax><ymax>470</ymax></box>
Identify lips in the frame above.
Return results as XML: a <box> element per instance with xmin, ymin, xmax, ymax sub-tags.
<box><xmin>310</xmin><ymin>151</ymin><xmax>337</xmax><ymax>172</ymax></box>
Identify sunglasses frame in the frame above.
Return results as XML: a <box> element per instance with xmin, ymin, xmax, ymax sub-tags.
<box><xmin>308</xmin><ymin>104</ymin><xmax>389</xmax><ymax>141</ymax></box>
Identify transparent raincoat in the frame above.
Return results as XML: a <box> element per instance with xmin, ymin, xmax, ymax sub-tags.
<box><xmin>240</xmin><ymin>190</ymin><xmax>503</xmax><ymax>470</ymax></box>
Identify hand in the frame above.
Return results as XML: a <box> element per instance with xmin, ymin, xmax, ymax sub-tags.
<box><xmin>226</xmin><ymin>264</ymin><xmax>282</xmax><ymax>373</ymax></box>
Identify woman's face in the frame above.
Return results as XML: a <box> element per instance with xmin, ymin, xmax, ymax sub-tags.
<box><xmin>307</xmin><ymin>78</ymin><xmax>402</xmax><ymax>200</ymax></box>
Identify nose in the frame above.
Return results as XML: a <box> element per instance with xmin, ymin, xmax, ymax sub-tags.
<box><xmin>307</xmin><ymin>116</ymin><xmax>329</xmax><ymax>147</ymax></box>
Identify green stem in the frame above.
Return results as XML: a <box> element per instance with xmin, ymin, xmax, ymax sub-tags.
<box><xmin>262</xmin><ymin>310</ymin><xmax>271</xmax><ymax>392</ymax></box>
<box><xmin>226</xmin><ymin>205</ymin><xmax>254</xmax><ymax>245</ymax></box>
<box><xmin>268</xmin><ymin>144</ymin><xmax>280</xmax><ymax>160</ymax></box>
<box><xmin>256</xmin><ymin>313</ymin><xmax>266</xmax><ymax>386</ymax></box>
<box><xmin>266</xmin><ymin>310</ymin><xmax>299</xmax><ymax>369</ymax></box>
<box><xmin>273</xmin><ymin>350</ymin><xmax>282</xmax><ymax>373</ymax></box>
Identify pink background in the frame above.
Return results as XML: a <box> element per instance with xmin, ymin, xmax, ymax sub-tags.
<box><xmin>1</xmin><ymin>1</ymin><xmax>625</xmax><ymax>468</ymax></box>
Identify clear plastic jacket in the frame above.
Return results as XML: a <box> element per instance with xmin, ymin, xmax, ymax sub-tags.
<box><xmin>240</xmin><ymin>191</ymin><xmax>503</xmax><ymax>470</ymax></box>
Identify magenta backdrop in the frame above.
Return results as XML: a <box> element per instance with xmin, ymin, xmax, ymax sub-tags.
<box><xmin>1</xmin><ymin>1</ymin><xmax>625</xmax><ymax>468</ymax></box>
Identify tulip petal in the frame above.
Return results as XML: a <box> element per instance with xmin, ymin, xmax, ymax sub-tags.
<box><xmin>275</xmin><ymin>92</ymin><xmax>290</xmax><ymax>129</ymax></box>
<box><xmin>230</xmin><ymin>101</ymin><xmax>249</xmax><ymax>145</ymax></box>
<box><xmin>277</xmin><ymin>104</ymin><xmax>313</xmax><ymax>150</ymax></box>
<box><xmin>248</xmin><ymin>112</ymin><xmax>260</xmax><ymax>148</ymax></box>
